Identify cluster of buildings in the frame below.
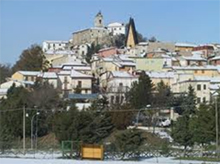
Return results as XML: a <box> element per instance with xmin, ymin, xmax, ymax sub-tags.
<box><xmin>1</xmin><ymin>12</ymin><xmax>220</xmax><ymax>118</ymax></box>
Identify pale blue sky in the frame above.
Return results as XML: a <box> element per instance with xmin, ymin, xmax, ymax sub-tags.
<box><xmin>0</xmin><ymin>0</ymin><xmax>220</xmax><ymax>64</ymax></box>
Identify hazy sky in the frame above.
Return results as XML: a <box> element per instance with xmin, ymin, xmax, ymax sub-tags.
<box><xmin>0</xmin><ymin>0</ymin><xmax>220</xmax><ymax>64</ymax></box>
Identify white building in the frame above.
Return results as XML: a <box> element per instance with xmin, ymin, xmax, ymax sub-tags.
<box><xmin>37</xmin><ymin>72</ymin><xmax>58</xmax><ymax>88</ymax></box>
<box><xmin>57</xmin><ymin>69</ymin><xmax>93</xmax><ymax>96</ymax></box>
<box><xmin>0</xmin><ymin>80</ymin><xmax>34</xmax><ymax>99</ymax></box>
<box><xmin>107</xmin><ymin>22</ymin><xmax>126</xmax><ymax>36</ymax></box>
<box><xmin>106</xmin><ymin>71</ymin><xmax>138</xmax><ymax>104</ymax></box>
<box><xmin>42</xmin><ymin>41</ymin><xmax>68</xmax><ymax>52</ymax></box>
<box><xmin>72</xmin><ymin>43</ymin><xmax>91</xmax><ymax>56</ymax></box>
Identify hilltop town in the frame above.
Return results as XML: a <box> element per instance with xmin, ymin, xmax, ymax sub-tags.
<box><xmin>2</xmin><ymin>12</ymin><xmax>220</xmax><ymax>111</ymax></box>
<box><xmin>0</xmin><ymin>11</ymin><xmax>220</xmax><ymax>161</ymax></box>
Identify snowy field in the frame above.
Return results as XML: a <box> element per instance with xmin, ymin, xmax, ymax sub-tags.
<box><xmin>0</xmin><ymin>157</ymin><xmax>219</xmax><ymax>164</ymax></box>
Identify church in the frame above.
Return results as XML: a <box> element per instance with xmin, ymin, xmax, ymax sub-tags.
<box><xmin>71</xmin><ymin>11</ymin><xmax>111</xmax><ymax>46</ymax></box>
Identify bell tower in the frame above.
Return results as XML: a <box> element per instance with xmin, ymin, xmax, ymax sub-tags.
<box><xmin>125</xmin><ymin>17</ymin><xmax>138</xmax><ymax>48</ymax></box>
<box><xmin>94</xmin><ymin>11</ymin><xmax>104</xmax><ymax>28</ymax></box>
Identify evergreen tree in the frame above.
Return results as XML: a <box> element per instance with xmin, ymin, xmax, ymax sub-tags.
<box><xmin>154</xmin><ymin>80</ymin><xmax>173</xmax><ymax>107</ymax></box>
<box><xmin>112</xmin><ymin>34</ymin><xmax>126</xmax><ymax>48</ymax></box>
<box><xmin>126</xmin><ymin>71</ymin><xmax>154</xmax><ymax>109</ymax></box>
<box><xmin>113</xmin><ymin>129</ymin><xmax>145</xmax><ymax>159</ymax></box>
<box><xmin>148</xmin><ymin>36</ymin><xmax>157</xmax><ymax>42</ymax></box>
<box><xmin>0</xmin><ymin>85</ymin><xmax>29</xmax><ymax>150</ymax></box>
<box><xmin>29</xmin><ymin>81</ymin><xmax>61</xmax><ymax>109</ymax></box>
<box><xmin>85</xmin><ymin>43</ymin><xmax>101</xmax><ymax>63</ymax></box>
<box><xmin>171</xmin><ymin>114</ymin><xmax>194</xmax><ymax>156</ymax></box>
<box><xmin>90</xmin><ymin>95</ymin><xmax>109</xmax><ymax>111</ymax></box>
<box><xmin>53</xmin><ymin>109</ymin><xmax>113</xmax><ymax>144</ymax></box>
<box><xmin>110</xmin><ymin>104</ymin><xmax>135</xmax><ymax>130</ymax></box>
<box><xmin>171</xmin><ymin>93</ymin><xmax>186</xmax><ymax>115</ymax></box>
<box><xmin>189</xmin><ymin>104</ymin><xmax>215</xmax><ymax>146</ymax></box>
<box><xmin>0</xmin><ymin>63</ymin><xmax>12</xmax><ymax>83</ymax></box>
<box><xmin>171</xmin><ymin>85</ymin><xmax>197</xmax><ymax>156</ymax></box>
<box><xmin>83</xmin><ymin>112</ymin><xmax>114</xmax><ymax>144</ymax></box>
<box><xmin>182</xmin><ymin>85</ymin><xmax>197</xmax><ymax>115</ymax></box>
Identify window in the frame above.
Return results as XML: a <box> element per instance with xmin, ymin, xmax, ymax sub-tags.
<box><xmin>121</xmin><ymin>96</ymin><xmax>124</xmax><ymax>103</ymax></box>
<box><xmin>85</xmin><ymin>89</ymin><xmax>88</xmax><ymax>93</ymax></box>
<box><xmin>111</xmin><ymin>96</ymin><xmax>114</xmax><ymax>104</ymax></box>
<box><xmin>24</xmin><ymin>76</ymin><xmax>28</xmax><ymax>81</ymax></box>
<box><xmin>202</xmin><ymin>70</ymin><xmax>205</xmax><ymax>74</ymax></box>
<box><xmin>78</xmin><ymin>81</ymin><xmax>82</xmax><ymax>87</ymax></box>
<box><xmin>82</xmin><ymin>51</ymin><xmax>84</xmax><ymax>55</ymax></box>
<box><xmin>197</xmin><ymin>97</ymin><xmax>201</xmax><ymax>103</ymax></box>
<box><xmin>119</xmin><ymin>27</ymin><xmax>121</xmax><ymax>30</ymax></box>
<box><xmin>31</xmin><ymin>76</ymin><xmax>34</xmax><ymax>81</ymax></box>
<box><xmin>203</xmin><ymin>97</ymin><xmax>206</xmax><ymax>103</ymax></box>
<box><xmin>203</xmin><ymin>84</ymin><xmax>206</xmax><ymax>90</ymax></box>
<box><xmin>119</xmin><ymin>83</ymin><xmax>123</xmax><ymax>87</ymax></box>
<box><xmin>195</xmin><ymin>70</ymin><xmax>198</xmax><ymax>73</ymax></box>
<box><xmin>116</xmin><ymin>96</ymin><xmax>120</xmax><ymax>104</ymax></box>
<box><xmin>99</xmin><ymin>19</ymin><xmax>102</xmax><ymax>24</ymax></box>
<box><xmin>187</xmin><ymin>61</ymin><xmax>190</xmax><ymax>65</ymax></box>
<box><xmin>59</xmin><ymin>44</ymin><xmax>61</xmax><ymax>46</ymax></box>
<box><xmin>197</xmin><ymin>84</ymin><xmax>201</xmax><ymax>91</ymax></box>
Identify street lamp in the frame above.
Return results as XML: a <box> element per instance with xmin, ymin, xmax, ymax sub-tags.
<box><xmin>135</xmin><ymin>104</ymin><xmax>151</xmax><ymax>127</ymax></box>
<box><xmin>211</xmin><ymin>91</ymin><xmax>219</xmax><ymax>159</ymax></box>
<box><xmin>31</xmin><ymin>112</ymin><xmax>40</xmax><ymax>150</ymax></box>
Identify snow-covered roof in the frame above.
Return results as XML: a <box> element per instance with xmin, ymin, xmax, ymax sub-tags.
<box><xmin>18</xmin><ymin>71</ymin><xmax>40</xmax><ymax>76</ymax></box>
<box><xmin>38</xmin><ymin>72</ymin><xmax>57</xmax><ymax>79</ymax></box>
<box><xmin>62</xmin><ymin>62</ymin><xmax>86</xmax><ymax>66</ymax></box>
<box><xmin>119</xmin><ymin>62</ymin><xmax>136</xmax><ymax>66</ymax></box>
<box><xmin>210</xmin><ymin>84</ymin><xmax>220</xmax><ymax>90</ymax></box>
<box><xmin>194</xmin><ymin>76</ymin><xmax>211</xmax><ymax>81</ymax></box>
<box><xmin>58</xmin><ymin>71</ymin><xmax>70</xmax><ymax>75</ymax></box>
<box><xmin>117</xmin><ymin>54</ymin><xmax>134</xmax><ymax>62</ymax></box>
<box><xmin>111</xmin><ymin>71</ymin><xmax>136</xmax><ymax>78</ymax></box>
<box><xmin>210</xmin><ymin>77</ymin><xmax>220</xmax><ymax>83</ymax></box>
<box><xmin>73</xmin><ymin>27</ymin><xmax>107</xmax><ymax>34</ymax></box>
<box><xmin>194</xmin><ymin>76</ymin><xmax>220</xmax><ymax>83</ymax></box>
<box><xmin>138</xmin><ymin>42</ymin><xmax>148</xmax><ymax>46</ymax></box>
<box><xmin>161</xmin><ymin>54</ymin><xmax>172</xmax><ymax>58</ymax></box>
<box><xmin>70</xmin><ymin>69</ymin><xmax>92</xmax><ymax>78</ymax></box>
<box><xmin>210</xmin><ymin>56</ymin><xmax>220</xmax><ymax>61</ymax></box>
<box><xmin>0</xmin><ymin>88</ymin><xmax>8</xmax><ymax>94</ymax></box>
<box><xmin>1</xmin><ymin>80</ymin><xmax>35</xmax><ymax>88</ymax></box>
<box><xmin>102</xmin><ymin>57</ymin><xmax>114</xmax><ymax>62</ymax></box>
<box><xmin>146</xmin><ymin>72</ymin><xmax>175</xmax><ymax>79</ymax></box>
<box><xmin>175</xmin><ymin>42</ymin><xmax>197</xmax><ymax>47</ymax></box>
<box><xmin>98</xmin><ymin>47</ymin><xmax>116</xmax><ymax>52</ymax></box>
<box><xmin>44</xmin><ymin>40</ymin><xmax>68</xmax><ymax>44</ymax></box>
<box><xmin>183</xmin><ymin>55</ymin><xmax>207</xmax><ymax>61</ymax></box>
<box><xmin>172</xmin><ymin>66</ymin><xmax>220</xmax><ymax>71</ymax></box>
<box><xmin>45</xmin><ymin>50</ymin><xmax>74</xmax><ymax>55</ymax></box>
<box><xmin>113</xmin><ymin>62</ymin><xmax>136</xmax><ymax>67</ymax></box>
<box><xmin>107</xmin><ymin>22</ymin><xmax>124</xmax><ymax>27</ymax></box>
<box><xmin>63</xmin><ymin>66</ymin><xmax>91</xmax><ymax>71</ymax></box>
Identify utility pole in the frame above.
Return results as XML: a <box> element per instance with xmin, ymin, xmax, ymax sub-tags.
<box><xmin>23</xmin><ymin>105</ymin><xmax>26</xmax><ymax>155</ymax></box>
<box><xmin>215</xmin><ymin>96</ymin><xmax>219</xmax><ymax>159</ymax></box>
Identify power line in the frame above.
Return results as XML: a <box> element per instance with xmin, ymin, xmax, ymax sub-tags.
<box><xmin>0</xmin><ymin>104</ymin><xmax>202</xmax><ymax>113</ymax></box>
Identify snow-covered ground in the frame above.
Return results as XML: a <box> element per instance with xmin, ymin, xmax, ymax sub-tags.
<box><xmin>0</xmin><ymin>157</ymin><xmax>219</xmax><ymax>164</ymax></box>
